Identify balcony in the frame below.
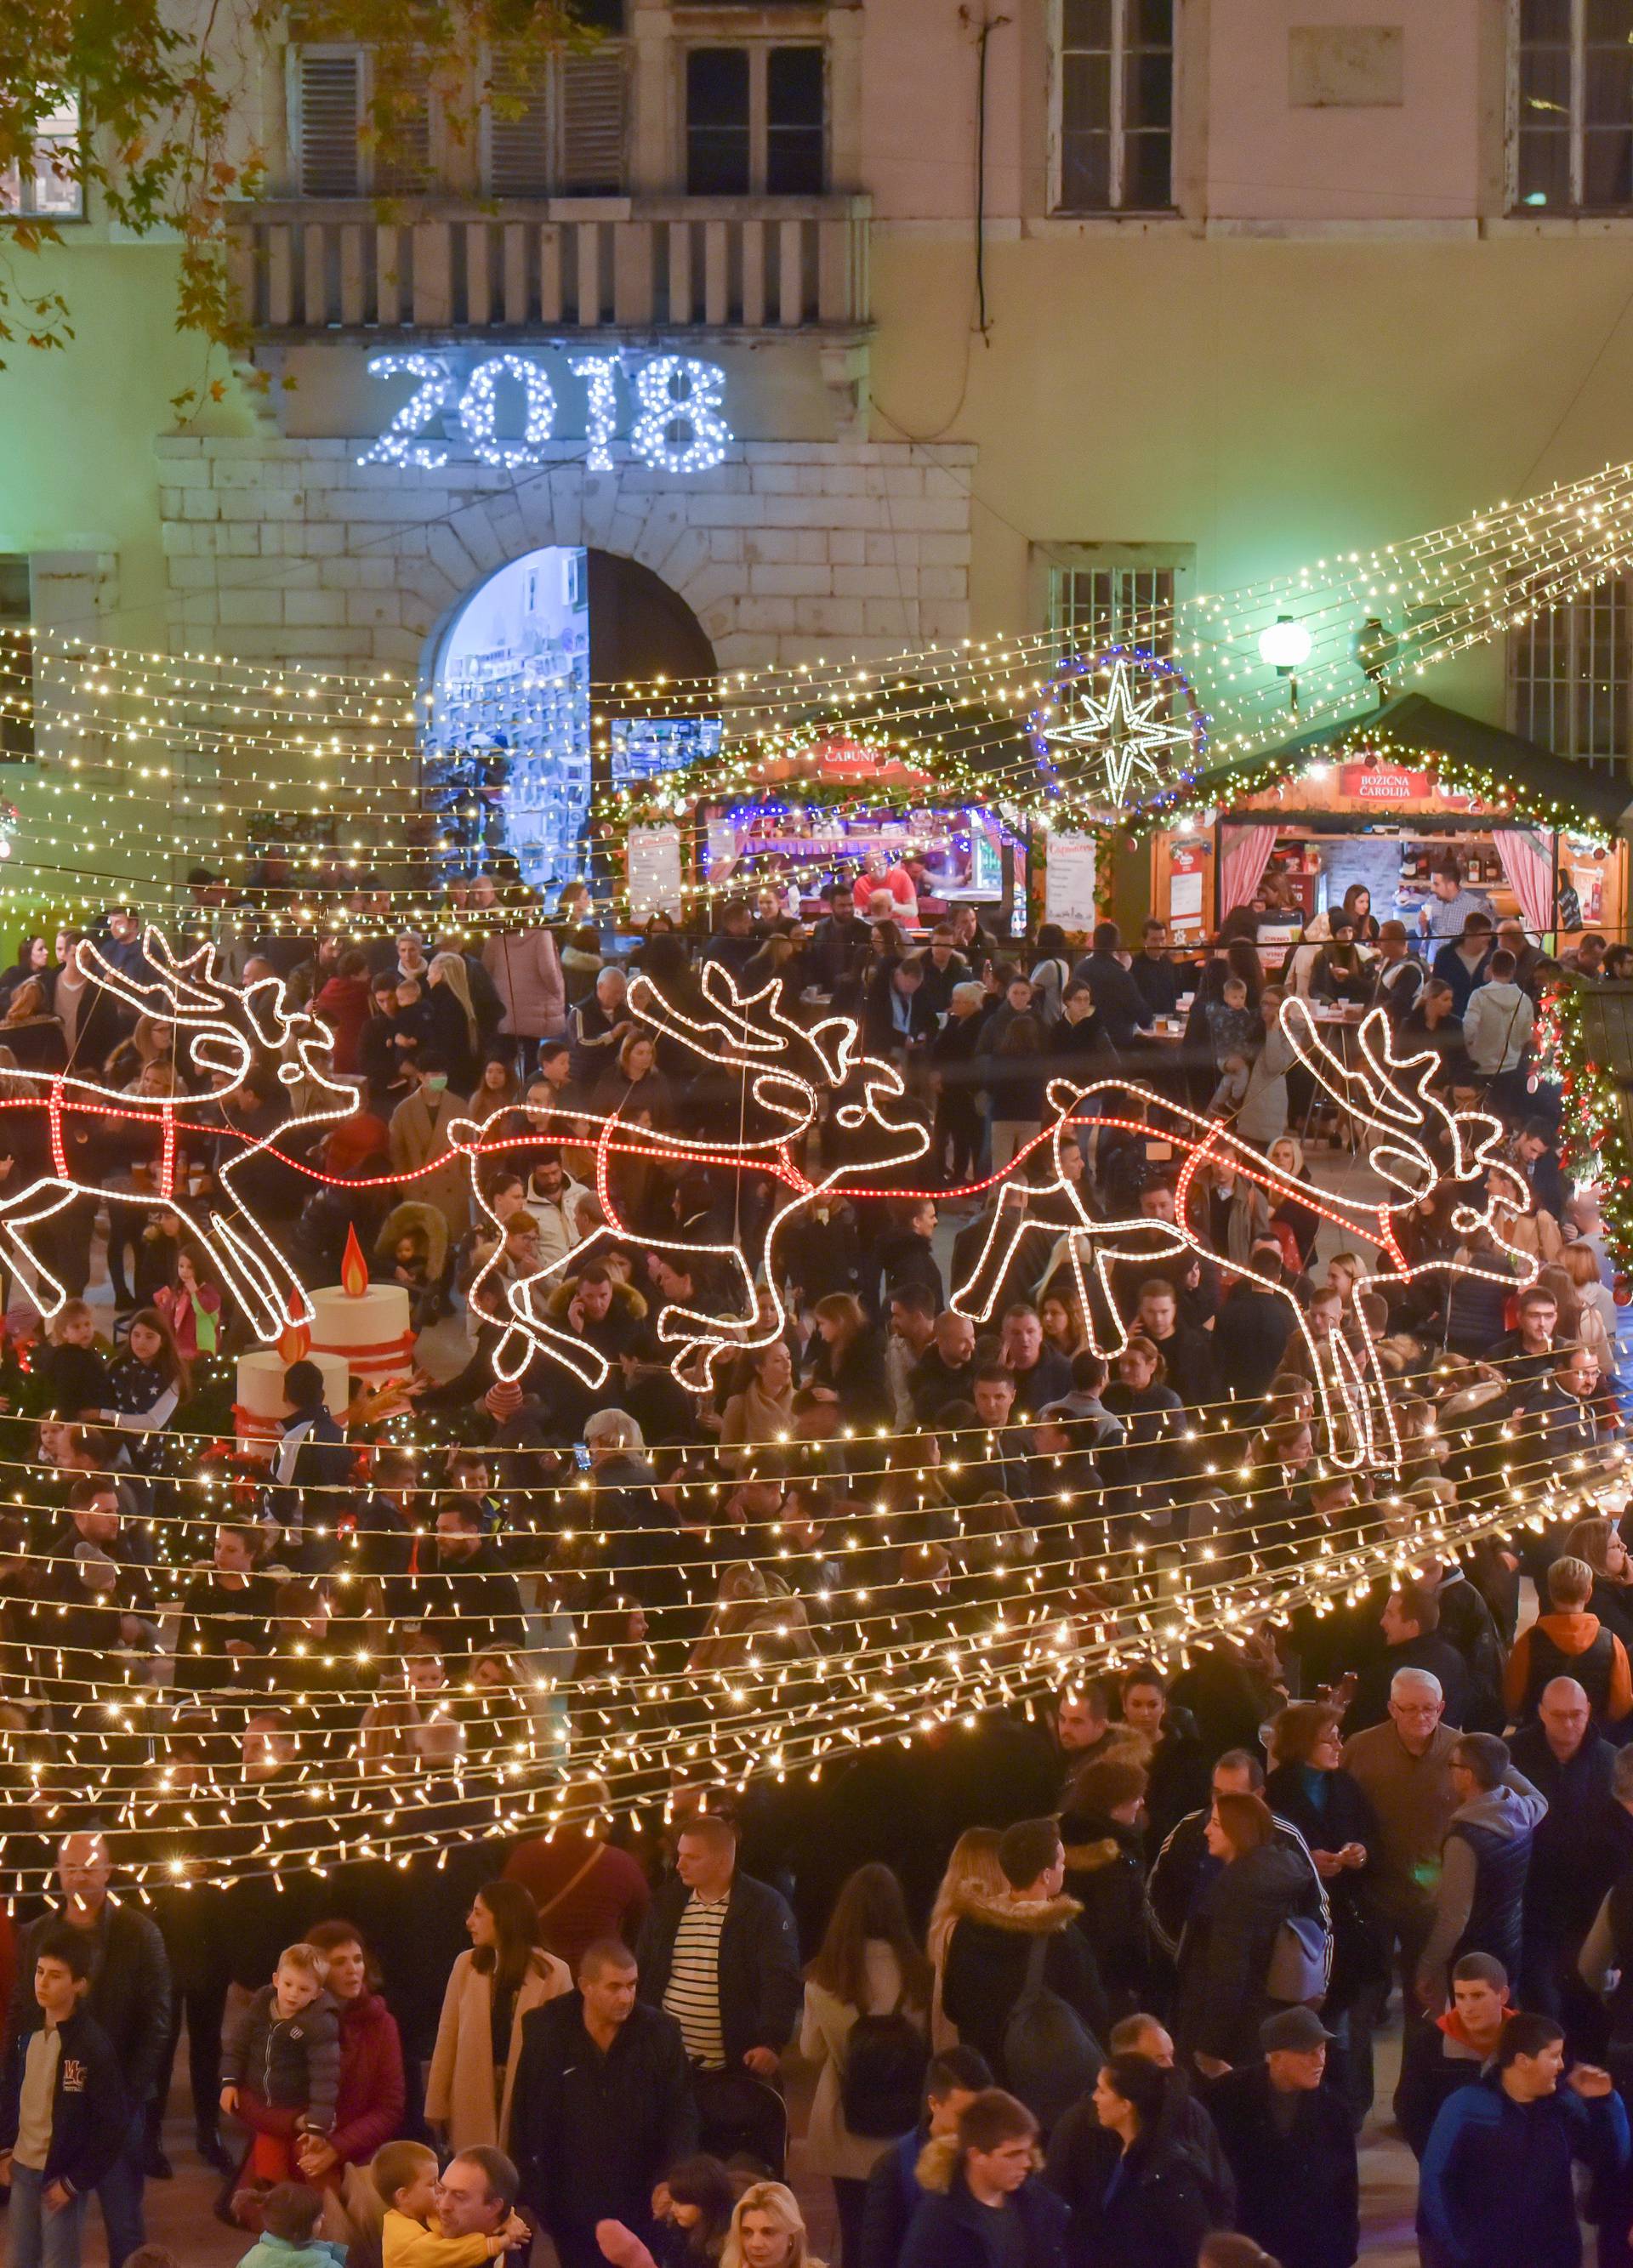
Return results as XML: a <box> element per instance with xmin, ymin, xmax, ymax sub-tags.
<box><xmin>228</xmin><ymin>195</ymin><xmax>871</xmax><ymax>336</ymax></box>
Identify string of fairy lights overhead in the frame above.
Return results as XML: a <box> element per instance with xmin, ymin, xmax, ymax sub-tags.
<box><xmin>0</xmin><ymin>444</ymin><xmax>1630</xmax><ymax>916</ymax></box>
<box><xmin>0</xmin><ymin>1426</ymin><xmax>1612</xmax><ymax>1890</ymax></box>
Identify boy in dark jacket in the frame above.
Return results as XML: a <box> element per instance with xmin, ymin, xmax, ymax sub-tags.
<box><xmin>220</xmin><ymin>1942</ymin><xmax>340</xmax><ymax>2190</ymax></box>
<box><xmin>0</xmin><ymin>1924</ymin><xmax>128</xmax><ymax>2268</ymax></box>
<box><xmin>900</xmin><ymin>2089</ymin><xmax>1067</xmax><ymax>2268</ymax></box>
<box><xmin>1418</xmin><ymin>2010</ymin><xmax>1627</xmax><ymax>2268</ymax></box>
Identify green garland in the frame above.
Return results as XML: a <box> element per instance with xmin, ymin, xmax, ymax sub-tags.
<box><xmin>1165</xmin><ymin>730</ymin><xmax>1615</xmax><ymax>845</ymax></box>
<box><xmin>1533</xmin><ymin>980</ymin><xmax>1633</xmax><ymax>1265</ymax></box>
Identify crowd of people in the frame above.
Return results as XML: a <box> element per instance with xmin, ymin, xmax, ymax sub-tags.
<box><xmin>0</xmin><ymin>853</ymin><xmax>1617</xmax><ymax>2264</ymax></box>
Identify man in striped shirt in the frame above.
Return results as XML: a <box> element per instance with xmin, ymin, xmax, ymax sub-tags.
<box><xmin>639</xmin><ymin>1813</ymin><xmax>803</xmax><ymax>2168</ymax></box>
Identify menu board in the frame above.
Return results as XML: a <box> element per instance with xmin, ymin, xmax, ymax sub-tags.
<box><xmin>625</xmin><ymin>824</ymin><xmax>685</xmax><ymax>918</ymax></box>
<box><xmin>1045</xmin><ymin>833</ymin><xmax>1099</xmax><ymax>932</ymax></box>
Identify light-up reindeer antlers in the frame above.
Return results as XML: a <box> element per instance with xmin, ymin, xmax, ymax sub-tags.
<box><xmin>1280</xmin><ymin>999</ymin><xmax>1447</xmax><ymax>1198</ymax></box>
<box><xmin>75</xmin><ymin>926</ymin><xmax>228</xmax><ymax>1026</ymax></box>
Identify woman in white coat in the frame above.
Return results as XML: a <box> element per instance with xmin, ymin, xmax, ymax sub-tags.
<box><xmin>800</xmin><ymin>1863</ymin><xmax>931</xmax><ymax>2266</ymax></box>
<box><xmin>424</xmin><ymin>1877</ymin><xmax>571</xmax><ymax>2153</ymax></box>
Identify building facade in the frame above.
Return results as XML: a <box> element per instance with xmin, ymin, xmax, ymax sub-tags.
<box><xmin>3</xmin><ymin>0</ymin><xmax>1633</xmax><ymax>898</ymax></box>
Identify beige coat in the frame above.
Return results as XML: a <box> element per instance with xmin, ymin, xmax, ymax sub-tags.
<box><xmin>388</xmin><ymin>1086</ymin><xmax>470</xmax><ymax>1237</ymax></box>
<box><xmin>799</xmin><ymin>1941</ymin><xmax>919</xmax><ymax>2180</ymax></box>
<box><xmin>424</xmin><ymin>1947</ymin><xmax>571</xmax><ymax>2152</ymax></box>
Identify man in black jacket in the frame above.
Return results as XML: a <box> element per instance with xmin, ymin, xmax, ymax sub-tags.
<box><xmin>1147</xmin><ymin>1752</ymin><xmax>1327</xmax><ymax>1964</ymax></box>
<box><xmin>407</xmin><ymin>1498</ymin><xmax>527</xmax><ymax>1659</ymax></box>
<box><xmin>1209</xmin><ymin>2006</ymin><xmax>1359</xmax><ymax>2268</ymax></box>
<box><xmin>7</xmin><ymin>1833</ymin><xmax>169</xmax><ymax>2265</ymax></box>
<box><xmin>513</xmin><ymin>1939</ymin><xmax>697</xmax><ymax>2268</ymax></box>
<box><xmin>636</xmin><ymin>1813</ymin><xmax>802</xmax><ymax>2169</ymax></box>
<box><xmin>941</xmin><ymin>1816</ymin><xmax>1107</xmax><ymax>2085</ymax></box>
<box><xmin>857</xmin><ymin>2045</ymin><xmax>993</xmax><ymax>2268</ymax></box>
<box><xmin>1513</xmin><ymin>1678</ymin><xmax>1619</xmax><ymax>2021</ymax></box>
<box><xmin>1069</xmin><ymin>923</ymin><xmax>1152</xmax><ymax>1051</ymax></box>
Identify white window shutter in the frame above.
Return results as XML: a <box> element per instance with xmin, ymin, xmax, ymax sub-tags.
<box><xmin>295</xmin><ymin>49</ymin><xmax>364</xmax><ymax>198</ymax></box>
<box><xmin>558</xmin><ymin>51</ymin><xmax>627</xmax><ymax>193</ymax></box>
<box><xmin>373</xmin><ymin>64</ymin><xmax>433</xmax><ymax>195</ymax></box>
<box><xmin>487</xmin><ymin>54</ymin><xmax>554</xmax><ymax>196</ymax></box>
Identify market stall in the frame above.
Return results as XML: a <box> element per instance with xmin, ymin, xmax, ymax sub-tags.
<box><xmin>1146</xmin><ymin>694</ymin><xmax>1632</xmax><ymax>951</ymax></box>
<box><xmin>600</xmin><ymin>731</ymin><xmax>1035</xmax><ymax>935</ymax></box>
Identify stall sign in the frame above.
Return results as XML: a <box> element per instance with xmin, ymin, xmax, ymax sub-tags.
<box><xmin>1169</xmin><ymin>839</ymin><xmax>1208</xmax><ymax>935</ymax></box>
<box><xmin>1045</xmin><ymin>833</ymin><xmax>1098</xmax><ymax>932</ymax></box>
<box><xmin>1339</xmin><ymin>764</ymin><xmax>1433</xmax><ymax>800</ymax></box>
<box><xmin>626</xmin><ymin>823</ymin><xmax>686</xmax><ymax>918</ymax></box>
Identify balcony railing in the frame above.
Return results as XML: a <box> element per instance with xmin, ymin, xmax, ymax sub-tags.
<box><xmin>228</xmin><ymin>195</ymin><xmax>870</xmax><ymax>334</ymax></box>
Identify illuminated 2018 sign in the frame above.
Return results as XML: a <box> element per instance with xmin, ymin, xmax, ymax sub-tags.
<box><xmin>357</xmin><ymin>347</ymin><xmax>732</xmax><ymax>475</ymax></box>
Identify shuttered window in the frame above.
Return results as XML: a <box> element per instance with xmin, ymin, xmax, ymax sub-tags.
<box><xmin>293</xmin><ymin>49</ymin><xmax>364</xmax><ymax>196</ymax></box>
<box><xmin>559</xmin><ymin>53</ymin><xmax>627</xmax><ymax>192</ymax></box>
<box><xmin>486</xmin><ymin>59</ymin><xmax>554</xmax><ymax>196</ymax></box>
<box><xmin>483</xmin><ymin>46</ymin><xmax>628</xmax><ymax>196</ymax></box>
<box><xmin>292</xmin><ymin>46</ymin><xmax>432</xmax><ymax>196</ymax></box>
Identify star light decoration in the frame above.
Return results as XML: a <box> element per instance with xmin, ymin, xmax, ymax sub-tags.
<box><xmin>1030</xmin><ymin>646</ymin><xmax>1206</xmax><ymax>816</ymax></box>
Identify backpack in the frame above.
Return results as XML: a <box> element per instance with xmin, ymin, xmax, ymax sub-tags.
<box><xmin>1001</xmin><ymin>1934</ymin><xmax>1102</xmax><ymax>2134</ymax></box>
<box><xmin>840</xmin><ymin>2009</ymin><xmax>929</xmax><ymax>2140</ymax></box>
<box><xmin>1266</xmin><ymin>1913</ymin><xmax>1330</xmax><ymax>2004</ymax></box>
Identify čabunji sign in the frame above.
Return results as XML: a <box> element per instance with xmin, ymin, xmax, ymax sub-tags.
<box><xmin>358</xmin><ymin>345</ymin><xmax>733</xmax><ymax>475</ymax></box>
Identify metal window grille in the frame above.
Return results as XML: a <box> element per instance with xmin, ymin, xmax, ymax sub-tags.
<box><xmin>1509</xmin><ymin>579</ymin><xmax>1630</xmax><ymax>770</ymax></box>
<box><xmin>1050</xmin><ymin>566</ymin><xmax>1176</xmax><ymax>655</ymax></box>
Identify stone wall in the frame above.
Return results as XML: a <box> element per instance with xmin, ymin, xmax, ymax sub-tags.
<box><xmin>155</xmin><ymin>435</ymin><xmax>975</xmax><ymax>674</ymax></box>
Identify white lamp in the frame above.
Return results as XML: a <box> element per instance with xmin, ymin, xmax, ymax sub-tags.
<box><xmin>1259</xmin><ymin>615</ymin><xmax>1312</xmax><ymax>672</ymax></box>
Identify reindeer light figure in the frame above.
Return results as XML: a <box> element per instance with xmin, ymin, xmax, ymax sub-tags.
<box><xmin>0</xmin><ymin>929</ymin><xmax>358</xmax><ymax>1341</ymax></box>
<box><xmin>953</xmin><ymin>999</ymin><xmax>1535</xmax><ymax>1473</ymax></box>
<box><xmin>452</xmin><ymin>959</ymin><xmax>931</xmax><ymax>1391</ymax></box>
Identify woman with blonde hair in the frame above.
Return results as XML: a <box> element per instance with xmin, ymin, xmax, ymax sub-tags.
<box><xmin>1266</xmin><ymin>1132</ymin><xmax>1321</xmax><ymax>1265</ymax></box>
<box><xmin>1324</xmin><ymin>1251</ymin><xmax>1366</xmax><ymax>1310</ymax></box>
<box><xmin>926</xmin><ymin>1827</ymin><xmax>1007</xmax><ymax>2049</ymax></box>
<box><xmin>721</xmin><ymin>2181</ymin><xmax>824</xmax><ymax>2268</ymax></box>
<box><xmin>427</xmin><ymin>949</ymin><xmax>480</xmax><ymax>1089</ymax></box>
<box><xmin>720</xmin><ymin>1338</ymin><xmax>796</xmax><ymax>1469</ymax></box>
<box><xmin>1545</xmin><ymin>1253</ymin><xmax>1616</xmax><ymax>1380</ymax></box>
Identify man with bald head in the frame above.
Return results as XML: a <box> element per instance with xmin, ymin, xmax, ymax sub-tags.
<box><xmin>513</xmin><ymin>1937</ymin><xmax>697</xmax><ymax>2268</ymax></box>
<box><xmin>1513</xmin><ymin>1679</ymin><xmax>1618</xmax><ymax>2021</ymax></box>
<box><xmin>5</xmin><ymin>1831</ymin><xmax>169</xmax><ymax>2265</ymax></box>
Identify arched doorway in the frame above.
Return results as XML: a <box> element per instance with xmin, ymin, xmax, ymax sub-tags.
<box><xmin>426</xmin><ymin>546</ymin><xmax>717</xmax><ymax>895</ymax></box>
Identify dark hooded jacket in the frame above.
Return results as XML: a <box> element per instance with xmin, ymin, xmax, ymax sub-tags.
<box><xmin>1059</xmin><ymin>1804</ymin><xmax>1149</xmax><ymax>2014</ymax></box>
<box><xmin>940</xmin><ymin>1888</ymin><xmax>1108</xmax><ymax>2085</ymax></box>
<box><xmin>1041</xmin><ymin>2112</ymin><xmax>1216</xmax><ymax>2268</ymax></box>
<box><xmin>1208</xmin><ymin>2063</ymin><xmax>1359</xmax><ymax>2268</ymax></box>
<box><xmin>899</xmin><ymin>2134</ymin><xmax>1069</xmax><ymax>2268</ymax></box>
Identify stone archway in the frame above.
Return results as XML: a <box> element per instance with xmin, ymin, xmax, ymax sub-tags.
<box><xmin>397</xmin><ymin>478</ymin><xmax>734</xmax><ymax>669</ymax></box>
<box><xmin>422</xmin><ymin>540</ymin><xmax>720</xmax><ymax>895</ymax></box>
